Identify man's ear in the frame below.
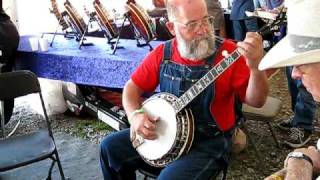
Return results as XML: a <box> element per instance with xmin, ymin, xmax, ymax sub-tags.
<box><xmin>166</xmin><ymin>22</ymin><xmax>176</xmax><ymax>36</ymax></box>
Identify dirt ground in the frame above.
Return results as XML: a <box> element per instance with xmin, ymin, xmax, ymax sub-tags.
<box><xmin>4</xmin><ymin>69</ymin><xmax>320</xmax><ymax>179</ymax></box>
<box><xmin>227</xmin><ymin>69</ymin><xmax>320</xmax><ymax>180</ymax></box>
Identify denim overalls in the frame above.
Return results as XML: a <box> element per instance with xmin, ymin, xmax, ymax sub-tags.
<box><xmin>156</xmin><ymin>40</ymin><xmax>233</xmax><ymax>179</ymax></box>
<box><xmin>100</xmin><ymin>40</ymin><xmax>234</xmax><ymax>180</ymax></box>
<box><xmin>160</xmin><ymin>40</ymin><xmax>223</xmax><ymax>137</ymax></box>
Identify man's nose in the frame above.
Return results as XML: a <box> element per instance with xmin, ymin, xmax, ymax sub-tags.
<box><xmin>196</xmin><ymin>24</ymin><xmax>209</xmax><ymax>36</ymax></box>
<box><xmin>291</xmin><ymin>66</ymin><xmax>302</xmax><ymax>80</ymax></box>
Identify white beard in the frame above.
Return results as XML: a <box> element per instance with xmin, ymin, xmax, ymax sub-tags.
<box><xmin>176</xmin><ymin>28</ymin><xmax>216</xmax><ymax>61</ymax></box>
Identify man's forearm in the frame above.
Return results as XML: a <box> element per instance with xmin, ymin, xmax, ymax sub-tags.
<box><xmin>122</xmin><ymin>80</ymin><xmax>144</xmax><ymax>121</ymax></box>
<box><xmin>245</xmin><ymin>69</ymin><xmax>269</xmax><ymax>107</ymax></box>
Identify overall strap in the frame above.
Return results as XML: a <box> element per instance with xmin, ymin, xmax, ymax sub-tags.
<box><xmin>162</xmin><ymin>40</ymin><xmax>173</xmax><ymax>64</ymax></box>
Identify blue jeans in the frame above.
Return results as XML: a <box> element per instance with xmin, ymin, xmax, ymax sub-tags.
<box><xmin>232</xmin><ymin>18</ymin><xmax>259</xmax><ymax>41</ymax></box>
<box><xmin>100</xmin><ymin>129</ymin><xmax>232</xmax><ymax>180</ymax></box>
<box><xmin>286</xmin><ymin>66</ymin><xmax>317</xmax><ymax>131</ymax></box>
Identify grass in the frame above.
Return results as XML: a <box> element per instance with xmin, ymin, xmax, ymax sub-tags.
<box><xmin>74</xmin><ymin>119</ymin><xmax>114</xmax><ymax>138</ymax></box>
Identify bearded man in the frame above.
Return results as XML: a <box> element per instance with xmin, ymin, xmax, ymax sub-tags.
<box><xmin>99</xmin><ymin>0</ymin><xmax>268</xmax><ymax>179</ymax></box>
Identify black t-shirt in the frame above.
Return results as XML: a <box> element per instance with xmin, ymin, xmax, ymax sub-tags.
<box><xmin>0</xmin><ymin>0</ymin><xmax>10</xmax><ymax>21</ymax></box>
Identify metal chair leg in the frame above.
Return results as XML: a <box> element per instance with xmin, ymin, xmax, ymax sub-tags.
<box><xmin>6</xmin><ymin>120</ymin><xmax>20</xmax><ymax>137</ymax></box>
<box><xmin>55</xmin><ymin>151</ymin><xmax>66</xmax><ymax>180</ymax></box>
<box><xmin>46</xmin><ymin>159</ymin><xmax>56</xmax><ymax>180</ymax></box>
<box><xmin>1</xmin><ymin>101</ymin><xmax>6</xmax><ymax>137</ymax></box>
<box><xmin>267</xmin><ymin>122</ymin><xmax>281</xmax><ymax>148</ymax></box>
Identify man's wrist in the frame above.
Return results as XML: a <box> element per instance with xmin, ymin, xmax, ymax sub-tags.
<box><xmin>128</xmin><ymin>108</ymin><xmax>145</xmax><ymax>123</ymax></box>
<box><xmin>250</xmin><ymin>68</ymin><xmax>264</xmax><ymax>74</ymax></box>
<box><xmin>287</xmin><ymin>152</ymin><xmax>314</xmax><ymax>167</ymax></box>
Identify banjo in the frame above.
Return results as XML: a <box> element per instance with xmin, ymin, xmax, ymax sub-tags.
<box><xmin>131</xmin><ymin>8</ymin><xmax>287</xmax><ymax>167</ymax></box>
<box><xmin>93</xmin><ymin>0</ymin><xmax>118</xmax><ymax>39</ymax></box>
<box><xmin>63</xmin><ymin>0</ymin><xmax>87</xmax><ymax>37</ymax></box>
<box><xmin>50</xmin><ymin>0</ymin><xmax>70</xmax><ymax>31</ymax></box>
<box><xmin>126</xmin><ymin>1</ymin><xmax>156</xmax><ymax>42</ymax></box>
<box><xmin>132</xmin><ymin>48</ymin><xmax>242</xmax><ymax>167</ymax></box>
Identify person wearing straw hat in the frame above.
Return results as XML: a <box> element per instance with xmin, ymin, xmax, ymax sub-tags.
<box><xmin>259</xmin><ymin>0</ymin><xmax>318</xmax><ymax>149</ymax></box>
<box><xmin>260</xmin><ymin>0</ymin><xmax>320</xmax><ymax>179</ymax></box>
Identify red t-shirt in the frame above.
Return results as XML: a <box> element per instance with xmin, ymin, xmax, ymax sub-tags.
<box><xmin>131</xmin><ymin>38</ymin><xmax>250</xmax><ymax>131</ymax></box>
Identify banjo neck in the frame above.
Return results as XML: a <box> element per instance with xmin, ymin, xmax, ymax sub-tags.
<box><xmin>172</xmin><ymin>49</ymin><xmax>242</xmax><ymax>113</ymax></box>
<box><xmin>171</xmin><ymin>8</ymin><xmax>287</xmax><ymax>113</ymax></box>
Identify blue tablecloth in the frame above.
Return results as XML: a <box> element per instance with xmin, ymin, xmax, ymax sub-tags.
<box><xmin>16</xmin><ymin>35</ymin><xmax>163</xmax><ymax>89</ymax></box>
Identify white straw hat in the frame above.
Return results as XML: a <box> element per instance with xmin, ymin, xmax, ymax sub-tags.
<box><xmin>258</xmin><ymin>0</ymin><xmax>320</xmax><ymax>70</ymax></box>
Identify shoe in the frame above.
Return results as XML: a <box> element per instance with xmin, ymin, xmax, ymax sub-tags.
<box><xmin>283</xmin><ymin>128</ymin><xmax>312</xmax><ymax>148</ymax></box>
<box><xmin>277</xmin><ymin>117</ymin><xmax>294</xmax><ymax>131</ymax></box>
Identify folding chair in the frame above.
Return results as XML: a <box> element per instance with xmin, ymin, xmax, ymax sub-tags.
<box><xmin>0</xmin><ymin>70</ymin><xmax>65</xmax><ymax>180</ymax></box>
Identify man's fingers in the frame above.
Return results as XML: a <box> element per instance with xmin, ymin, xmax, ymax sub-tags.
<box><xmin>144</xmin><ymin>120</ymin><xmax>157</xmax><ymax>131</ymax></box>
<box><xmin>307</xmin><ymin>146</ymin><xmax>316</xmax><ymax>151</ymax></box>
<box><xmin>141</xmin><ymin>128</ymin><xmax>157</xmax><ymax>140</ymax></box>
<box><xmin>237</xmin><ymin>41</ymin><xmax>257</xmax><ymax>51</ymax></box>
<box><xmin>148</xmin><ymin>116</ymin><xmax>160</xmax><ymax>123</ymax></box>
<box><xmin>245</xmin><ymin>32</ymin><xmax>263</xmax><ymax>41</ymax></box>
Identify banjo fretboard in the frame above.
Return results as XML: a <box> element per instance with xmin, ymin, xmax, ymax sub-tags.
<box><xmin>173</xmin><ymin>49</ymin><xmax>241</xmax><ymax>113</ymax></box>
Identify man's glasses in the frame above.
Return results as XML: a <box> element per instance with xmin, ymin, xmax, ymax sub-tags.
<box><xmin>174</xmin><ymin>16</ymin><xmax>215</xmax><ymax>32</ymax></box>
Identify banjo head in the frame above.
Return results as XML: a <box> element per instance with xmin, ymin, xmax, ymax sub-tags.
<box><xmin>138</xmin><ymin>95</ymin><xmax>177</xmax><ymax>160</ymax></box>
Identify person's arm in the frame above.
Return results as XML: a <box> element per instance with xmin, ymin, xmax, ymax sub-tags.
<box><xmin>122</xmin><ymin>79</ymin><xmax>158</xmax><ymax>140</ymax></box>
<box><xmin>122</xmin><ymin>79</ymin><xmax>145</xmax><ymax>119</ymax></box>
<box><xmin>285</xmin><ymin>159</ymin><xmax>312</xmax><ymax>180</ymax></box>
<box><xmin>237</xmin><ymin>32</ymin><xmax>268</xmax><ymax>107</ymax></box>
<box><xmin>285</xmin><ymin>146</ymin><xmax>320</xmax><ymax>180</ymax></box>
<box><xmin>264</xmin><ymin>169</ymin><xmax>286</xmax><ymax>180</ymax></box>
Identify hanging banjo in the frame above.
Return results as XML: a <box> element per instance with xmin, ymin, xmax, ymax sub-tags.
<box><xmin>131</xmin><ymin>8</ymin><xmax>287</xmax><ymax>168</ymax></box>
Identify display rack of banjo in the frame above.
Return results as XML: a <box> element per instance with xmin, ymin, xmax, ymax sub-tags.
<box><xmin>112</xmin><ymin>0</ymin><xmax>156</xmax><ymax>54</ymax></box>
<box><xmin>45</xmin><ymin>0</ymin><xmax>77</xmax><ymax>46</ymax></box>
<box><xmin>50</xmin><ymin>0</ymin><xmax>92</xmax><ymax>49</ymax></box>
<box><xmin>133</xmin><ymin>8</ymin><xmax>287</xmax><ymax>167</ymax></box>
<box><xmin>79</xmin><ymin>0</ymin><xmax>123</xmax><ymax>51</ymax></box>
<box><xmin>64</xmin><ymin>0</ymin><xmax>93</xmax><ymax>49</ymax></box>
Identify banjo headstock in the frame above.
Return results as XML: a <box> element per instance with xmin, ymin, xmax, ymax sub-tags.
<box><xmin>258</xmin><ymin>7</ymin><xmax>287</xmax><ymax>37</ymax></box>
